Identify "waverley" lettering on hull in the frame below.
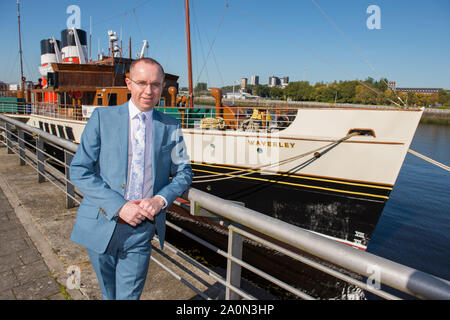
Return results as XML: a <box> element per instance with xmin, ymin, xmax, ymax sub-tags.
<box><xmin>248</xmin><ymin>140</ymin><xmax>295</xmax><ymax>148</ymax></box>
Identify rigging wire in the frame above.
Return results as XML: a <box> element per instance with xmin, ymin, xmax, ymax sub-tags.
<box><xmin>193</xmin><ymin>132</ymin><xmax>359</xmax><ymax>183</ymax></box>
<box><xmin>310</xmin><ymin>0</ymin><xmax>406</xmax><ymax>106</ymax></box>
<box><xmin>132</xmin><ymin>7</ymin><xmax>145</xmax><ymax>42</ymax></box>
<box><xmin>190</xmin><ymin>0</ymin><xmax>227</xmax><ymax>88</ymax></box>
<box><xmin>152</xmin><ymin>0</ymin><xmax>178</xmax><ymax>58</ymax></box>
<box><xmin>226</xmin><ymin>1</ymin><xmax>403</xmax><ymax>107</ymax></box>
<box><xmin>81</xmin><ymin>0</ymin><xmax>152</xmax><ymax>30</ymax></box>
<box><xmin>6</xmin><ymin>53</ymin><xmax>19</xmax><ymax>83</ymax></box>
<box><xmin>195</xmin><ymin>1</ymin><xmax>229</xmax><ymax>85</ymax></box>
<box><xmin>191</xmin><ymin>0</ymin><xmax>211</xmax><ymax>87</ymax></box>
<box><xmin>162</xmin><ymin>0</ymin><xmax>184</xmax><ymax>68</ymax></box>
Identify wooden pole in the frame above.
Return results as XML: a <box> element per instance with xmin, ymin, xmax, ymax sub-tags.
<box><xmin>185</xmin><ymin>0</ymin><xmax>194</xmax><ymax>109</ymax></box>
<box><xmin>17</xmin><ymin>0</ymin><xmax>25</xmax><ymax>93</ymax></box>
<box><xmin>129</xmin><ymin>37</ymin><xmax>132</xmax><ymax>59</ymax></box>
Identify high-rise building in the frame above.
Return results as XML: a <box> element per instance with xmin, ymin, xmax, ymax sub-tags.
<box><xmin>268</xmin><ymin>76</ymin><xmax>280</xmax><ymax>87</ymax></box>
<box><xmin>241</xmin><ymin>78</ymin><xmax>248</xmax><ymax>90</ymax></box>
<box><xmin>251</xmin><ymin>75</ymin><xmax>259</xmax><ymax>86</ymax></box>
<box><xmin>281</xmin><ymin>76</ymin><xmax>289</xmax><ymax>87</ymax></box>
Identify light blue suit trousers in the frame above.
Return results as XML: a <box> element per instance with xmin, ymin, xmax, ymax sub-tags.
<box><xmin>87</xmin><ymin>221</ymin><xmax>155</xmax><ymax>300</ymax></box>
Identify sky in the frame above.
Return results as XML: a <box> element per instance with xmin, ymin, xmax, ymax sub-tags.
<box><xmin>0</xmin><ymin>0</ymin><xmax>449</xmax><ymax>89</ymax></box>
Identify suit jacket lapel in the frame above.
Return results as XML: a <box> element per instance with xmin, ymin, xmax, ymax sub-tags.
<box><xmin>118</xmin><ymin>103</ymin><xmax>129</xmax><ymax>182</ymax></box>
<box><xmin>152</xmin><ymin>110</ymin><xmax>164</xmax><ymax>190</ymax></box>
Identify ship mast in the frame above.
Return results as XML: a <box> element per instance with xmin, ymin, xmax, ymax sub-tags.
<box><xmin>16</xmin><ymin>0</ymin><xmax>25</xmax><ymax>92</ymax></box>
<box><xmin>185</xmin><ymin>0</ymin><xmax>194</xmax><ymax>108</ymax></box>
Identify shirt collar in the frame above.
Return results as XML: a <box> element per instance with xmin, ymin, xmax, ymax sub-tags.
<box><xmin>128</xmin><ymin>99</ymin><xmax>153</xmax><ymax>121</ymax></box>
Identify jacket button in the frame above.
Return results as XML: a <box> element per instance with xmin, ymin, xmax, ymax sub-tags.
<box><xmin>121</xmin><ymin>184</ymin><xmax>125</xmax><ymax>189</ymax></box>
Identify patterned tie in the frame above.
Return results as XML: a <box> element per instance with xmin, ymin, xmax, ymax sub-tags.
<box><xmin>127</xmin><ymin>112</ymin><xmax>146</xmax><ymax>200</ymax></box>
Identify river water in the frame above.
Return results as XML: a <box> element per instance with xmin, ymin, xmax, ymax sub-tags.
<box><xmin>366</xmin><ymin>122</ymin><xmax>450</xmax><ymax>296</ymax></box>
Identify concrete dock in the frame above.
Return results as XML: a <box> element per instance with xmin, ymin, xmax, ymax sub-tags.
<box><xmin>0</xmin><ymin>145</ymin><xmax>226</xmax><ymax>300</ymax></box>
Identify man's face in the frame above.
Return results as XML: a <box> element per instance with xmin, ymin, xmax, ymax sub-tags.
<box><xmin>126</xmin><ymin>62</ymin><xmax>164</xmax><ymax>112</ymax></box>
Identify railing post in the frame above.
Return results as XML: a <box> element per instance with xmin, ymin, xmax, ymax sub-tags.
<box><xmin>18</xmin><ymin>129</ymin><xmax>25</xmax><ymax>165</ymax></box>
<box><xmin>65</xmin><ymin>151</ymin><xmax>75</xmax><ymax>209</ymax></box>
<box><xmin>36</xmin><ymin>138</ymin><xmax>45</xmax><ymax>183</ymax></box>
<box><xmin>5</xmin><ymin>123</ymin><xmax>13</xmax><ymax>154</ymax></box>
<box><xmin>226</xmin><ymin>222</ymin><xmax>243</xmax><ymax>300</ymax></box>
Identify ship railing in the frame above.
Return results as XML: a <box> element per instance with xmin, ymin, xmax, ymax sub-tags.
<box><xmin>2</xmin><ymin>100</ymin><xmax>299</xmax><ymax>132</ymax></box>
<box><xmin>1</xmin><ymin>113</ymin><xmax>449</xmax><ymax>300</ymax></box>
<box><xmin>0</xmin><ymin>99</ymin><xmax>28</xmax><ymax>114</ymax></box>
<box><xmin>30</xmin><ymin>102</ymin><xmax>85</xmax><ymax>121</ymax></box>
<box><xmin>0</xmin><ymin>100</ymin><xmax>87</xmax><ymax>122</ymax></box>
<box><xmin>0</xmin><ymin>98</ymin><xmax>298</xmax><ymax>132</ymax></box>
<box><xmin>156</xmin><ymin>104</ymin><xmax>299</xmax><ymax>133</ymax></box>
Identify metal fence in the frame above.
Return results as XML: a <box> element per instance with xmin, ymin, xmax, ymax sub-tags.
<box><xmin>1</xmin><ymin>113</ymin><xmax>450</xmax><ymax>300</ymax></box>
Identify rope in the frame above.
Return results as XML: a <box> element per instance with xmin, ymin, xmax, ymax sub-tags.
<box><xmin>193</xmin><ymin>132</ymin><xmax>358</xmax><ymax>183</ymax></box>
<box><xmin>408</xmin><ymin>149</ymin><xmax>450</xmax><ymax>172</ymax></box>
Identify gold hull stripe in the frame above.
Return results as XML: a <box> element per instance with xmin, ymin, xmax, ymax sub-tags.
<box><xmin>192</xmin><ymin>162</ymin><xmax>392</xmax><ymax>191</ymax></box>
<box><xmin>193</xmin><ymin>168</ymin><xmax>389</xmax><ymax>200</ymax></box>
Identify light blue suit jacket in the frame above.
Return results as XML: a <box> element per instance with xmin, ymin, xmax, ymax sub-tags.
<box><xmin>69</xmin><ymin>103</ymin><xmax>193</xmax><ymax>253</ymax></box>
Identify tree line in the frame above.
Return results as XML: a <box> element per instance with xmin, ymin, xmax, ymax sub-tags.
<box><xmin>218</xmin><ymin>77</ymin><xmax>450</xmax><ymax>107</ymax></box>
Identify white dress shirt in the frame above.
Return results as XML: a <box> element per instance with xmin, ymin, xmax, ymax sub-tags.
<box><xmin>125</xmin><ymin>100</ymin><xmax>167</xmax><ymax>207</ymax></box>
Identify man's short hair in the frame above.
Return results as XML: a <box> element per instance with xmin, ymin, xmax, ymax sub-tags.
<box><xmin>129</xmin><ymin>57</ymin><xmax>165</xmax><ymax>80</ymax></box>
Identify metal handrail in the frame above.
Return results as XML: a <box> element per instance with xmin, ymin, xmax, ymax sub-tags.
<box><xmin>185</xmin><ymin>188</ymin><xmax>450</xmax><ymax>300</ymax></box>
<box><xmin>1</xmin><ymin>113</ymin><xmax>449</xmax><ymax>300</ymax></box>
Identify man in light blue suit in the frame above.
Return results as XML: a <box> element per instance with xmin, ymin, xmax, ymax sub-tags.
<box><xmin>69</xmin><ymin>58</ymin><xmax>193</xmax><ymax>300</ymax></box>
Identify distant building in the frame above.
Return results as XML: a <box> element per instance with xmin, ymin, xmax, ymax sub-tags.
<box><xmin>0</xmin><ymin>81</ymin><xmax>8</xmax><ymax>97</ymax></box>
<box><xmin>251</xmin><ymin>75</ymin><xmax>259</xmax><ymax>86</ymax></box>
<box><xmin>268</xmin><ymin>76</ymin><xmax>280</xmax><ymax>87</ymax></box>
<box><xmin>0</xmin><ymin>81</ymin><xmax>8</xmax><ymax>91</ymax></box>
<box><xmin>225</xmin><ymin>91</ymin><xmax>258</xmax><ymax>100</ymax></box>
<box><xmin>396</xmin><ymin>88</ymin><xmax>448</xmax><ymax>95</ymax></box>
<box><xmin>241</xmin><ymin>78</ymin><xmax>248</xmax><ymax>90</ymax></box>
<box><xmin>388</xmin><ymin>81</ymin><xmax>396</xmax><ymax>91</ymax></box>
<box><xmin>268</xmin><ymin>75</ymin><xmax>289</xmax><ymax>88</ymax></box>
<box><xmin>388</xmin><ymin>81</ymin><xmax>449</xmax><ymax>95</ymax></box>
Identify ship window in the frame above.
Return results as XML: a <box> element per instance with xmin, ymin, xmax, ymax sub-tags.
<box><xmin>57</xmin><ymin>125</ymin><xmax>66</xmax><ymax>139</ymax></box>
<box><xmin>84</xmin><ymin>92</ymin><xmax>95</xmax><ymax>105</ymax></box>
<box><xmin>38</xmin><ymin>121</ymin><xmax>44</xmax><ymax>130</ymax></box>
<box><xmin>50</xmin><ymin>124</ymin><xmax>57</xmax><ymax>135</ymax></box>
<box><xmin>65</xmin><ymin>126</ymin><xmax>75</xmax><ymax>141</ymax></box>
<box><xmin>97</xmin><ymin>98</ymin><xmax>103</xmax><ymax>106</ymax></box>
<box><xmin>127</xmin><ymin>93</ymin><xmax>131</xmax><ymax>101</ymax></box>
<box><xmin>44</xmin><ymin>123</ymin><xmax>50</xmax><ymax>133</ymax></box>
<box><xmin>108</xmin><ymin>93</ymin><xmax>117</xmax><ymax>106</ymax></box>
